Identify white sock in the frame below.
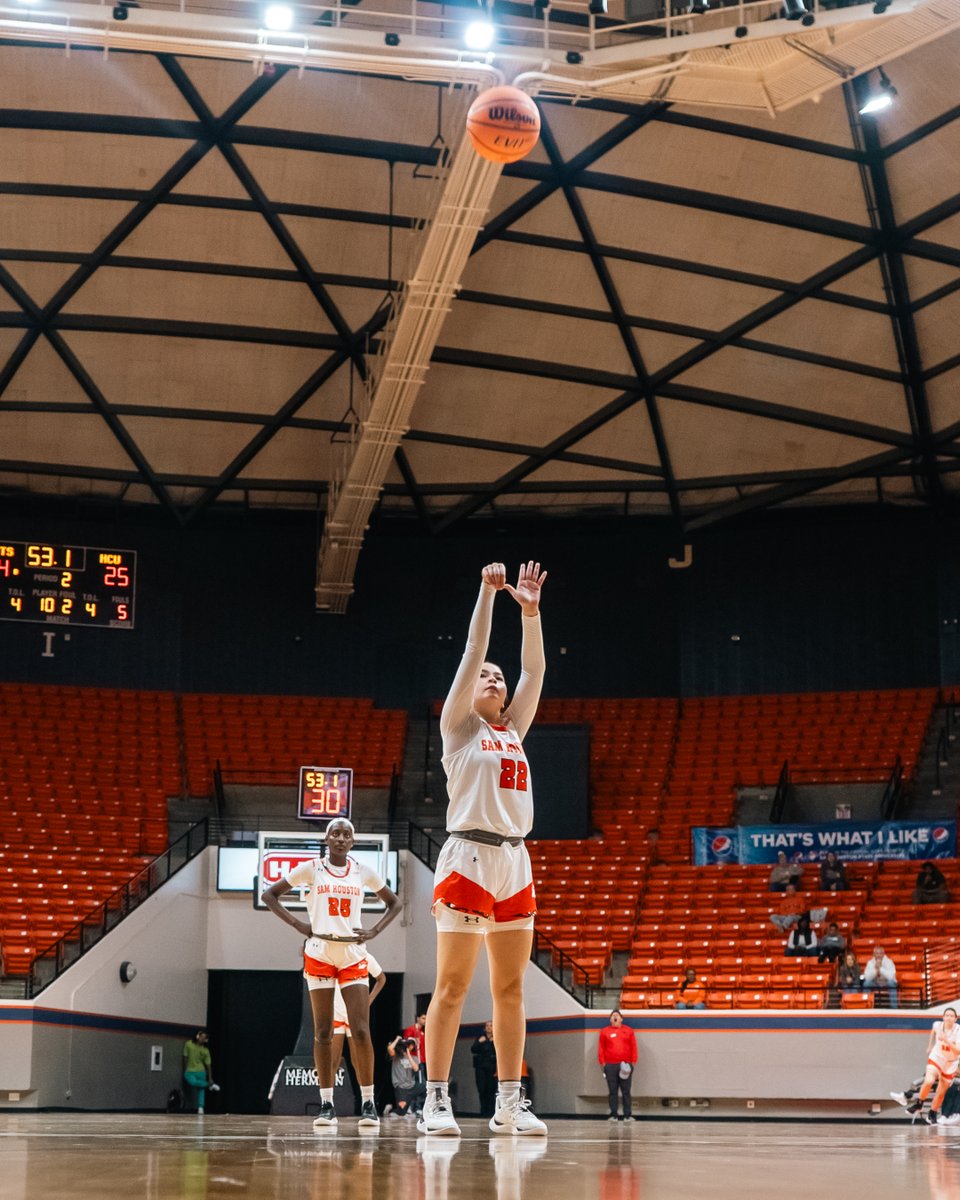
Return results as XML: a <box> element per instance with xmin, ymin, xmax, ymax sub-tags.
<box><xmin>497</xmin><ymin>1080</ymin><xmax>521</xmax><ymax>1106</ymax></box>
<box><xmin>426</xmin><ymin>1080</ymin><xmax>448</xmax><ymax>1099</ymax></box>
<box><xmin>360</xmin><ymin>1085</ymin><xmax>375</xmax><ymax>1101</ymax></box>
<box><xmin>320</xmin><ymin>1088</ymin><xmax>334</xmax><ymax>1103</ymax></box>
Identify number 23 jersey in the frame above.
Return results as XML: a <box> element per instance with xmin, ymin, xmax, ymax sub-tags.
<box><xmin>285</xmin><ymin>856</ymin><xmax>385</xmax><ymax>937</ymax></box>
<box><xmin>442</xmin><ymin>715</ymin><xmax>533</xmax><ymax>839</ymax></box>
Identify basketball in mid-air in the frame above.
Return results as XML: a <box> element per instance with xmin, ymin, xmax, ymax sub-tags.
<box><xmin>466</xmin><ymin>86</ymin><xmax>541</xmax><ymax>165</ymax></box>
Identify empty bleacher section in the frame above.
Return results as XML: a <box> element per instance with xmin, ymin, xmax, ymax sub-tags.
<box><xmin>0</xmin><ymin>683</ymin><xmax>179</xmax><ymax>976</ymax></box>
<box><xmin>181</xmin><ymin>694</ymin><xmax>407</xmax><ymax>796</ymax></box>
<box><xmin>527</xmin><ymin>688</ymin><xmax>947</xmax><ymax>1005</ymax></box>
<box><xmin>0</xmin><ymin>685</ymin><xmax>408</xmax><ymax>980</ymax></box>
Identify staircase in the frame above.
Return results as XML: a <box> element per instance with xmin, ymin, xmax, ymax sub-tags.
<box><xmin>904</xmin><ymin>704</ymin><xmax>960</xmax><ymax>822</ymax></box>
<box><xmin>394</xmin><ymin>714</ymin><xmax>449</xmax><ymax>833</ymax></box>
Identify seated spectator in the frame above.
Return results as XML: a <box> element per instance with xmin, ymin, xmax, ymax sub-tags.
<box><xmin>786</xmin><ymin>912</ymin><xmax>818</xmax><ymax>956</ymax></box>
<box><xmin>387</xmin><ymin>1036</ymin><xmax>425</xmax><ymax>1117</ymax></box>
<box><xmin>675</xmin><ymin>967</ymin><xmax>707</xmax><ymax>1009</ymax></box>
<box><xmin>770</xmin><ymin>882</ymin><xmax>805</xmax><ymax>932</ymax></box>
<box><xmin>836</xmin><ymin>949</ymin><xmax>862</xmax><ymax>993</ymax></box>
<box><xmin>863</xmin><ymin>945</ymin><xmax>898</xmax><ymax>1007</ymax></box>
<box><xmin>817</xmin><ymin>922</ymin><xmax>846</xmax><ymax>964</ymax></box>
<box><xmin>769</xmin><ymin>851</ymin><xmax>803</xmax><ymax>893</ymax></box>
<box><xmin>819</xmin><ymin>852</ymin><xmax>848</xmax><ymax>893</ymax></box>
<box><xmin>913</xmin><ymin>861</ymin><xmax>951</xmax><ymax>905</ymax></box>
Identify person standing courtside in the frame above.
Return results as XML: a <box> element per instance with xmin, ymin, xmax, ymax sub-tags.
<box><xmin>472</xmin><ymin>1021</ymin><xmax>498</xmax><ymax>1118</ymax></box>
<box><xmin>420</xmin><ymin>560</ymin><xmax>548</xmax><ymax>1137</ymax></box>
<box><xmin>598</xmin><ymin>1010</ymin><xmax>638</xmax><ymax>1122</ymax></box>
<box><xmin>182</xmin><ymin>1030</ymin><xmax>219</xmax><ymax>1115</ymax></box>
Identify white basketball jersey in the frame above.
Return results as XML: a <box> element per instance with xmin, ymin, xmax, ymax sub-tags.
<box><xmin>930</xmin><ymin>1020</ymin><xmax>960</xmax><ymax>1072</ymax></box>
<box><xmin>285</xmin><ymin>856</ymin><xmax>385</xmax><ymax>937</ymax></box>
<box><xmin>442</xmin><ymin>714</ymin><xmax>533</xmax><ymax>839</ymax></box>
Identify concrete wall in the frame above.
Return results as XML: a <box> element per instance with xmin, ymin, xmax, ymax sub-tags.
<box><xmin>0</xmin><ymin>847</ymin><xmax>950</xmax><ymax>1116</ymax></box>
<box><xmin>0</xmin><ymin>850</ymin><xmax>210</xmax><ymax>1110</ymax></box>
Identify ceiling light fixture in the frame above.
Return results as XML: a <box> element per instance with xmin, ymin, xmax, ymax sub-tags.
<box><xmin>464</xmin><ymin>18</ymin><xmax>495</xmax><ymax>49</ymax></box>
<box><xmin>858</xmin><ymin>66</ymin><xmax>897</xmax><ymax>114</ymax></box>
<box><xmin>263</xmin><ymin>4</ymin><xmax>294</xmax><ymax>30</ymax></box>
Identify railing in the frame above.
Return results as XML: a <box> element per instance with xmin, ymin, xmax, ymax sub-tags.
<box><xmin>620</xmin><ymin>986</ymin><xmax>925</xmax><ymax>1010</ymax></box>
<box><xmin>27</xmin><ymin>819</ymin><xmax>210</xmax><ymax>998</ymax></box>
<box><xmin>880</xmin><ymin>756</ymin><xmax>904</xmax><ymax>820</ymax></box>
<box><xmin>769</xmin><ymin>759</ymin><xmax>790</xmax><ymax>823</ymax></box>
<box><xmin>531</xmin><ymin>928</ymin><xmax>595</xmax><ymax>1008</ymax></box>
<box><xmin>924</xmin><ymin>941</ymin><xmax>960</xmax><ymax>1007</ymax></box>
<box><xmin>407</xmin><ymin>820</ymin><xmax>448</xmax><ymax>872</ymax></box>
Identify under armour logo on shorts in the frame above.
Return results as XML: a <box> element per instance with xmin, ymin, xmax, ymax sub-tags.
<box><xmin>463</xmin><ymin>915</ymin><xmax>481</xmax><ymax>924</ymax></box>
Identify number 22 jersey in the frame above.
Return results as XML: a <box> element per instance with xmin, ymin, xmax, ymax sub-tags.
<box><xmin>442</xmin><ymin>716</ymin><xmax>533</xmax><ymax>839</ymax></box>
<box><xmin>285</xmin><ymin>856</ymin><xmax>385</xmax><ymax>937</ymax></box>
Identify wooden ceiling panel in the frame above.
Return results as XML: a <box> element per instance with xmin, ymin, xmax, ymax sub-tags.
<box><xmin>62</xmin><ymin>331</ymin><xmax>327</xmax><ymax>414</ymax></box>
<box><xmin>590</xmin><ymin>116</ymin><xmax>865</xmax><ymax>221</ymax></box>
<box><xmin>62</xmin><ymin>266</ymin><xmax>336</xmax><ymax>335</ymax></box>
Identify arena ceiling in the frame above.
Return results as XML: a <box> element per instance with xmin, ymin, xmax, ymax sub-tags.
<box><xmin>2</xmin><ymin>0</ymin><xmax>960</xmax><ymax>568</ymax></box>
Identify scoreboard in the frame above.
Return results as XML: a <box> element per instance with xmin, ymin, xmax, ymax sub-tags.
<box><xmin>0</xmin><ymin>541</ymin><xmax>136</xmax><ymax>629</ymax></box>
<box><xmin>297</xmin><ymin>766</ymin><xmax>353</xmax><ymax>822</ymax></box>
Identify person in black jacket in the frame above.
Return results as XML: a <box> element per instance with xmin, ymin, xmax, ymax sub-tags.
<box><xmin>472</xmin><ymin>1021</ymin><xmax>498</xmax><ymax>1118</ymax></box>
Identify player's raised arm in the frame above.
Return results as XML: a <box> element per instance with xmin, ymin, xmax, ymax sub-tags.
<box><xmin>439</xmin><ymin>564</ymin><xmax>502</xmax><ymax>740</ymax></box>
<box><xmin>503</xmin><ymin>560</ymin><xmax>547</xmax><ymax>741</ymax></box>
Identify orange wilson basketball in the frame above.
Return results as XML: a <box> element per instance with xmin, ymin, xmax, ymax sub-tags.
<box><xmin>466</xmin><ymin>86</ymin><xmax>541</xmax><ymax>165</ymax></box>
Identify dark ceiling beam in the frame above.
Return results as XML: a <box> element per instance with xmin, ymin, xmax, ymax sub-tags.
<box><xmin>46</xmin><ymin>331</ymin><xmax>182</xmax><ymax>520</ymax></box>
<box><xmin>0</xmin><ymin>264</ymin><xmax>180</xmax><ymax>517</ymax></box>
<box><xmin>0</xmin><ymin>108</ymin><xmax>443</xmax><ymax>167</ymax></box>
<box><xmin>882</xmin><ymin>101</ymin><xmax>960</xmax><ymax>159</ymax></box>
<box><xmin>656</xmin><ymin>381</ymin><xmax>913</xmax><ymax>448</ymax></box>
<box><xmin>539</xmin><ymin>115</ymin><xmax>683</xmax><ymax>526</ymax></box>
<box><xmin>473</xmin><ymin>103</ymin><xmax>667</xmax><ymax>254</ymax></box>
<box><xmin>684</xmin><ymin>444</ymin><xmax>925</xmax><ymax>532</ymax></box>
<box><xmin>55</xmin><ymin>313</ymin><xmax>343</xmax><ymax>351</ymax></box>
<box><xmin>0</xmin><ymin>397</ymin><xmax>665</xmax><ymax>478</ymax></box>
<box><xmin>652</xmin><ymin>108</ymin><xmax>865</xmax><ymax>162</ymax></box>
<box><xmin>181</xmin><ymin>347</ymin><xmax>352</xmax><ymax>524</ymax></box>
<box><xmin>429</xmin><ymin>385</ymin><xmax>646</xmax><ymax>533</ymax></box>
<box><xmin>392</xmin><ymin>446</ymin><xmax>432</xmax><ymax>531</ymax></box>
<box><xmin>925</xmin><ymin>352</ymin><xmax>960</xmax><ymax>383</ymax></box>
<box><xmin>5</xmin><ymin>454</ymin><xmax>960</xmax><ymax>501</ymax></box>
<box><xmin>846</xmin><ymin>79</ymin><xmax>940</xmax><ymax>506</ymax></box>
<box><xmin>430</xmin><ymin>343</ymin><xmax>911</xmax><ymax>445</ymax></box>
<box><xmin>158</xmin><ymin>56</ymin><xmax>367</xmax><ymax>382</ymax></box>
<box><xmin>649</xmin><ymin>245</ymin><xmax>879</xmax><ymax>389</ymax></box>
<box><xmin>0</xmin><ymin>181</ymin><xmax>420</xmax><ymax>232</ymax></box>
<box><xmin>504</xmin><ymin>161</ymin><xmax>878</xmax><ymax>245</ymax></box>
<box><xmin>493</xmin><ymin>229</ymin><xmax>891</xmax><ymax>315</ymax></box>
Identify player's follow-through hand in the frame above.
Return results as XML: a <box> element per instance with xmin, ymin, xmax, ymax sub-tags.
<box><xmin>481</xmin><ymin>561</ymin><xmax>547</xmax><ymax>617</ymax></box>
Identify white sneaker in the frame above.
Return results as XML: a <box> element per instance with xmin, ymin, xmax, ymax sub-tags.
<box><xmin>938</xmin><ymin>1113</ymin><xmax>960</xmax><ymax>1126</ymax></box>
<box><xmin>489</xmin><ymin>1094</ymin><xmax>548</xmax><ymax>1136</ymax></box>
<box><xmin>208</xmin><ymin>1083</ymin><xmax>221</xmax><ymax>1093</ymax></box>
<box><xmin>417</xmin><ymin>1091</ymin><xmax>461</xmax><ymax>1136</ymax></box>
<box><xmin>890</xmin><ymin>1091</ymin><xmax>908</xmax><ymax>1107</ymax></box>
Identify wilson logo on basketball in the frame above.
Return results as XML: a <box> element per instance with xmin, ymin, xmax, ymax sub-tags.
<box><xmin>487</xmin><ymin>106</ymin><xmax>539</xmax><ymax>127</ymax></box>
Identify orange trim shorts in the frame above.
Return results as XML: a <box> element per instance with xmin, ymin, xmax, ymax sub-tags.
<box><xmin>433</xmin><ymin>837</ymin><xmax>536</xmax><ymax>934</ymax></box>
<box><xmin>303</xmin><ymin>936</ymin><xmax>369</xmax><ymax>990</ymax></box>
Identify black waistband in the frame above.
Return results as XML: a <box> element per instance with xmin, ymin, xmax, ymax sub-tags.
<box><xmin>451</xmin><ymin>829</ymin><xmax>525</xmax><ymax>848</ymax></box>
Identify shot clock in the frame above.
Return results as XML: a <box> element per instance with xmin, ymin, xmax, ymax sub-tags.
<box><xmin>0</xmin><ymin>540</ymin><xmax>136</xmax><ymax>629</ymax></box>
<box><xmin>298</xmin><ymin>766</ymin><xmax>353</xmax><ymax>823</ymax></box>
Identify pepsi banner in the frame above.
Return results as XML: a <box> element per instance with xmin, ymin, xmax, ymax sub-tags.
<box><xmin>692</xmin><ymin>827</ymin><xmax>740</xmax><ymax>865</ymax></box>
<box><xmin>692</xmin><ymin>821</ymin><xmax>956</xmax><ymax>866</ymax></box>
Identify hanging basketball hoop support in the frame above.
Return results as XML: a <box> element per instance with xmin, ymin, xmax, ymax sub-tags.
<box><xmin>315</xmin><ymin>101</ymin><xmax>504</xmax><ymax>613</ymax></box>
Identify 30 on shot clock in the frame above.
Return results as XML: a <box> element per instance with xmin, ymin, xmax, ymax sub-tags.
<box><xmin>0</xmin><ymin>541</ymin><xmax>136</xmax><ymax>629</ymax></box>
<box><xmin>298</xmin><ymin>767</ymin><xmax>353</xmax><ymax>822</ymax></box>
